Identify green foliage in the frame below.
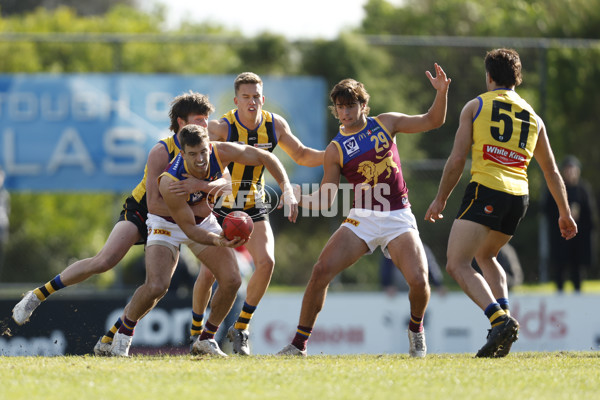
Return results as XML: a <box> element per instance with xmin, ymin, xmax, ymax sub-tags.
<box><xmin>1</xmin><ymin>1</ymin><xmax>600</xmax><ymax>287</ymax></box>
<box><xmin>0</xmin><ymin>6</ymin><xmax>240</xmax><ymax>74</ymax></box>
<box><xmin>0</xmin><ymin>0</ymin><xmax>137</xmax><ymax>17</ymax></box>
<box><xmin>236</xmin><ymin>33</ymin><xmax>294</xmax><ymax>75</ymax></box>
<box><xmin>299</xmin><ymin>33</ymin><xmax>424</xmax><ymax>159</ymax></box>
<box><xmin>362</xmin><ymin>0</ymin><xmax>600</xmax><ymax>38</ymax></box>
<box><xmin>2</xmin><ymin>193</ymin><xmax>121</xmax><ymax>282</ymax></box>
<box><xmin>270</xmin><ymin>215</ymin><xmax>332</xmax><ymax>286</ymax></box>
<box><xmin>357</xmin><ymin>0</ymin><xmax>600</xmax><ymax>280</ymax></box>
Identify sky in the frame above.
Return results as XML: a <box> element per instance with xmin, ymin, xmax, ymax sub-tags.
<box><xmin>140</xmin><ymin>0</ymin><xmax>402</xmax><ymax>40</ymax></box>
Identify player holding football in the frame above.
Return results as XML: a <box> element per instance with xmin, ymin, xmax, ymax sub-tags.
<box><xmin>109</xmin><ymin>124</ymin><xmax>298</xmax><ymax>357</ymax></box>
<box><xmin>277</xmin><ymin>64</ymin><xmax>450</xmax><ymax>357</ymax></box>
<box><xmin>11</xmin><ymin>92</ymin><xmax>223</xmax><ymax>348</ymax></box>
<box><xmin>171</xmin><ymin>72</ymin><xmax>324</xmax><ymax>355</ymax></box>
<box><xmin>425</xmin><ymin>48</ymin><xmax>577</xmax><ymax>357</ymax></box>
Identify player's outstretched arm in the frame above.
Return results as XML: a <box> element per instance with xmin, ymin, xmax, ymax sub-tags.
<box><xmin>378</xmin><ymin>63</ymin><xmax>450</xmax><ymax>135</ymax></box>
<box><xmin>216</xmin><ymin>142</ymin><xmax>299</xmax><ymax>222</ymax></box>
<box><xmin>425</xmin><ymin>99</ymin><xmax>474</xmax><ymax>223</ymax></box>
<box><xmin>297</xmin><ymin>143</ymin><xmax>341</xmax><ymax>210</ymax></box>
<box><xmin>275</xmin><ymin>114</ymin><xmax>325</xmax><ymax>167</ymax></box>
<box><xmin>421</xmin><ymin>63</ymin><xmax>451</xmax><ymax>130</ymax></box>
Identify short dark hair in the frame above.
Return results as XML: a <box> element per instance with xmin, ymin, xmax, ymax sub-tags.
<box><xmin>485</xmin><ymin>48</ymin><xmax>523</xmax><ymax>88</ymax></box>
<box><xmin>234</xmin><ymin>72</ymin><xmax>263</xmax><ymax>95</ymax></box>
<box><xmin>179</xmin><ymin>124</ymin><xmax>210</xmax><ymax>151</ymax></box>
<box><xmin>169</xmin><ymin>91</ymin><xmax>214</xmax><ymax>133</ymax></box>
<box><xmin>328</xmin><ymin>79</ymin><xmax>371</xmax><ymax>118</ymax></box>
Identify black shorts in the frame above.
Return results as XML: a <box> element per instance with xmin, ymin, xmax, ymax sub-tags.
<box><xmin>214</xmin><ymin>206</ymin><xmax>269</xmax><ymax>226</ymax></box>
<box><xmin>456</xmin><ymin>182</ymin><xmax>528</xmax><ymax>236</ymax></box>
<box><xmin>118</xmin><ymin>195</ymin><xmax>149</xmax><ymax>245</ymax></box>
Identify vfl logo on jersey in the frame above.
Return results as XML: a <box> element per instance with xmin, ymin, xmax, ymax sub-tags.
<box><xmin>343</xmin><ymin>218</ymin><xmax>360</xmax><ymax>227</ymax></box>
<box><xmin>356</xmin><ymin>151</ymin><xmax>399</xmax><ymax>189</ymax></box>
<box><xmin>254</xmin><ymin>143</ymin><xmax>273</xmax><ymax>150</ymax></box>
<box><xmin>483</xmin><ymin>145</ymin><xmax>526</xmax><ymax>168</ymax></box>
<box><xmin>153</xmin><ymin>228</ymin><xmax>171</xmax><ymax>237</ymax></box>
<box><xmin>484</xmin><ymin>205</ymin><xmax>494</xmax><ymax>214</ymax></box>
<box><xmin>343</xmin><ymin>137</ymin><xmax>360</xmax><ymax>156</ymax></box>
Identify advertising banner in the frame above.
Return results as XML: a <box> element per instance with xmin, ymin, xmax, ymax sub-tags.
<box><xmin>2</xmin><ymin>292</ymin><xmax>599</xmax><ymax>356</ymax></box>
<box><xmin>0</xmin><ymin>74</ymin><xmax>326</xmax><ymax>191</ymax></box>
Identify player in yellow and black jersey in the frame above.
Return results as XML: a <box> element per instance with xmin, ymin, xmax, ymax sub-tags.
<box><xmin>188</xmin><ymin>72</ymin><xmax>325</xmax><ymax>355</ymax></box>
<box><xmin>12</xmin><ymin>92</ymin><xmax>221</xmax><ymax>355</ymax></box>
<box><xmin>425</xmin><ymin>48</ymin><xmax>578</xmax><ymax>358</ymax></box>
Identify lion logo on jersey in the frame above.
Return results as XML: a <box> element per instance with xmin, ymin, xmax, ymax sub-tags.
<box><xmin>357</xmin><ymin>151</ymin><xmax>399</xmax><ymax>189</ymax></box>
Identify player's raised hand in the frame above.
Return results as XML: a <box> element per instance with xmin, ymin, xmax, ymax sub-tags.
<box><xmin>426</xmin><ymin>63</ymin><xmax>451</xmax><ymax>92</ymax></box>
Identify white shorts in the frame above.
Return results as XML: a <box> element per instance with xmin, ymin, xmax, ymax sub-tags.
<box><xmin>146</xmin><ymin>213</ymin><xmax>222</xmax><ymax>258</ymax></box>
<box><xmin>341</xmin><ymin>208</ymin><xmax>419</xmax><ymax>258</ymax></box>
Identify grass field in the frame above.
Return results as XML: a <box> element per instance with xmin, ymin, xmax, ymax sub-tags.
<box><xmin>1</xmin><ymin>352</ymin><xmax>598</xmax><ymax>400</ymax></box>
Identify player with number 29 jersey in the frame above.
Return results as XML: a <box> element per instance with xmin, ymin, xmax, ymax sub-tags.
<box><xmin>331</xmin><ymin>116</ymin><xmax>409</xmax><ymax>211</ymax></box>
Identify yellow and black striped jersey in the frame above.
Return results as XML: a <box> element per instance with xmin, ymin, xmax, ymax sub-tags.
<box><xmin>220</xmin><ymin>109</ymin><xmax>277</xmax><ymax>209</ymax></box>
<box><xmin>131</xmin><ymin>133</ymin><xmax>182</xmax><ymax>204</ymax></box>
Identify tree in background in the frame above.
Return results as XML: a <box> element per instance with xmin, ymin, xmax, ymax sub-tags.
<box><xmin>0</xmin><ymin>1</ymin><xmax>599</xmax><ymax>286</ymax></box>
<box><xmin>0</xmin><ymin>0</ymin><xmax>137</xmax><ymax>17</ymax></box>
<box><xmin>357</xmin><ymin>0</ymin><xmax>600</xmax><ymax>282</ymax></box>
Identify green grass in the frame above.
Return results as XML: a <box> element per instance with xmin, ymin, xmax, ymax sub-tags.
<box><xmin>1</xmin><ymin>352</ymin><xmax>599</xmax><ymax>400</ymax></box>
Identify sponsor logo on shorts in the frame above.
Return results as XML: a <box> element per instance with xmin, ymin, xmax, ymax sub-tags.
<box><xmin>342</xmin><ymin>218</ymin><xmax>360</xmax><ymax>227</ymax></box>
<box><xmin>153</xmin><ymin>228</ymin><xmax>171</xmax><ymax>236</ymax></box>
<box><xmin>484</xmin><ymin>205</ymin><xmax>494</xmax><ymax>214</ymax></box>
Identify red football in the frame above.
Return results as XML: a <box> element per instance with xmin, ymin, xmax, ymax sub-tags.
<box><xmin>222</xmin><ymin>211</ymin><xmax>254</xmax><ymax>242</ymax></box>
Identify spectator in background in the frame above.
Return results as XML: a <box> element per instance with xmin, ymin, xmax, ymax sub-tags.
<box><xmin>381</xmin><ymin>243</ymin><xmax>446</xmax><ymax>296</ymax></box>
<box><xmin>0</xmin><ymin>167</ymin><xmax>9</xmax><ymax>276</ymax></box>
<box><xmin>543</xmin><ymin>156</ymin><xmax>597</xmax><ymax>293</ymax></box>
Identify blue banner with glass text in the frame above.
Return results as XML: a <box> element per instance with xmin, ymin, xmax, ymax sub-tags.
<box><xmin>0</xmin><ymin>74</ymin><xmax>326</xmax><ymax>191</ymax></box>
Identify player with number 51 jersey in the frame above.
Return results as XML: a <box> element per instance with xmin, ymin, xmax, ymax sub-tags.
<box><xmin>425</xmin><ymin>48</ymin><xmax>577</xmax><ymax>359</ymax></box>
<box><xmin>471</xmin><ymin>88</ymin><xmax>540</xmax><ymax>195</ymax></box>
